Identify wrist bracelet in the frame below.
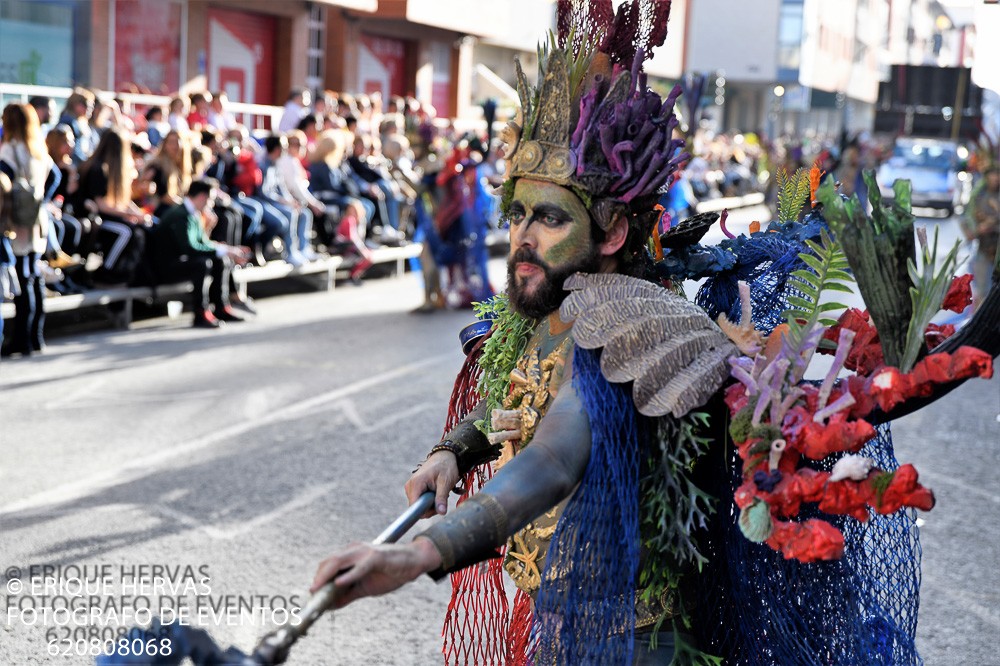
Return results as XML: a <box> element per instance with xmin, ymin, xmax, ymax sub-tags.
<box><xmin>428</xmin><ymin>440</ymin><xmax>461</xmax><ymax>458</ymax></box>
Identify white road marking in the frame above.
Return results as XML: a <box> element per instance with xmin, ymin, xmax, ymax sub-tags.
<box><xmin>149</xmin><ymin>483</ymin><xmax>339</xmax><ymax>540</ymax></box>
<box><xmin>332</xmin><ymin>398</ymin><xmax>433</xmax><ymax>434</ymax></box>
<box><xmin>0</xmin><ymin>353</ymin><xmax>454</xmax><ymax>517</ymax></box>
<box><xmin>922</xmin><ymin>572</ymin><xmax>1000</xmax><ymax>629</ymax></box>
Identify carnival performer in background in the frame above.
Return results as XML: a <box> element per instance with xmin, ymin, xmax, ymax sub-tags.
<box><xmin>313</xmin><ymin>1</ymin><xmax>998</xmax><ymax>664</ymax></box>
<box><xmin>412</xmin><ymin>138</ymin><xmax>497</xmax><ymax>311</ymax></box>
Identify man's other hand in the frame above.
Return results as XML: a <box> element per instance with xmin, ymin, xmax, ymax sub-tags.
<box><xmin>405</xmin><ymin>451</ymin><xmax>459</xmax><ymax>518</ymax></box>
<box><xmin>310</xmin><ymin>538</ymin><xmax>442</xmax><ymax>608</ymax></box>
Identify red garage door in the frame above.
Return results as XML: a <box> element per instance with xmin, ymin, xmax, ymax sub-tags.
<box><xmin>207</xmin><ymin>8</ymin><xmax>276</xmax><ymax>106</ymax></box>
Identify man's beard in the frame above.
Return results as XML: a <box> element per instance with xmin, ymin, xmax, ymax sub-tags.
<box><xmin>506</xmin><ymin>246</ymin><xmax>601</xmax><ymax>319</ymax></box>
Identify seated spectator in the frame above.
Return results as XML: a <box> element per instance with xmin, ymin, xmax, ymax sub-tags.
<box><xmin>381</xmin><ymin>134</ymin><xmax>420</xmax><ymax>205</ymax></box>
<box><xmin>259</xmin><ymin>134</ymin><xmax>311</xmax><ymax>265</ymax></box>
<box><xmin>28</xmin><ymin>95</ymin><xmax>57</xmax><ymax>133</ymax></box>
<box><xmin>167</xmin><ymin>96</ymin><xmax>190</xmax><ymax>133</ymax></box>
<box><xmin>278</xmin><ymin>88</ymin><xmax>310</xmax><ymax>133</ymax></box>
<box><xmin>208</xmin><ymin>92</ymin><xmax>237</xmax><ymax>133</ymax></box>
<box><xmin>295</xmin><ymin>114</ymin><xmax>322</xmax><ymax>156</ymax></box>
<box><xmin>146</xmin><ymin>178</ymin><xmax>251</xmax><ymax>328</ymax></box>
<box><xmin>143</xmin><ymin>129</ymin><xmax>192</xmax><ymax>216</ymax></box>
<box><xmin>278</xmin><ymin>130</ymin><xmax>324</xmax><ymax>260</ymax></box>
<box><xmin>202</xmin><ymin>129</ymin><xmax>264</xmax><ymax>251</ymax></box>
<box><xmin>187</xmin><ymin>92</ymin><xmax>212</xmax><ymax>131</ymax></box>
<box><xmin>307</xmin><ymin>130</ymin><xmax>373</xmax><ymax>282</ymax></box>
<box><xmin>348</xmin><ymin>133</ymin><xmax>405</xmax><ymax>243</ymax></box>
<box><xmin>74</xmin><ymin>127</ymin><xmax>152</xmax><ymax>284</ymax></box>
<box><xmin>145</xmin><ymin>107</ymin><xmax>170</xmax><ymax>148</ymax></box>
<box><xmin>0</xmin><ymin>103</ymin><xmax>60</xmax><ymax>358</ymax></box>
<box><xmin>57</xmin><ymin>88</ymin><xmax>97</xmax><ymax>165</ymax></box>
<box><xmin>45</xmin><ymin>126</ymin><xmax>92</xmax><ymax>259</ymax></box>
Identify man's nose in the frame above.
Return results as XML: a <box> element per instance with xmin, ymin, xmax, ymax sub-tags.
<box><xmin>512</xmin><ymin>219</ymin><xmax>537</xmax><ymax>250</ymax></box>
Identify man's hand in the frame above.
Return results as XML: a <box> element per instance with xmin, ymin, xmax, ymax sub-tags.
<box><xmin>405</xmin><ymin>451</ymin><xmax>459</xmax><ymax>517</ymax></box>
<box><xmin>310</xmin><ymin>538</ymin><xmax>442</xmax><ymax>608</ymax></box>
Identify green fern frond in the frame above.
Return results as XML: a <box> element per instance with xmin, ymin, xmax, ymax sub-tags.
<box><xmin>781</xmin><ymin>228</ymin><xmax>855</xmax><ymax>355</ymax></box>
<box><xmin>776</xmin><ymin>167</ymin><xmax>810</xmax><ymax>222</ymax></box>
<box><xmin>900</xmin><ymin>227</ymin><xmax>961</xmax><ymax>372</ymax></box>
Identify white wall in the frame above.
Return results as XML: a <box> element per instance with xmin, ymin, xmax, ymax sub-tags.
<box><xmin>685</xmin><ymin>0</ymin><xmax>781</xmax><ymax>82</ymax></box>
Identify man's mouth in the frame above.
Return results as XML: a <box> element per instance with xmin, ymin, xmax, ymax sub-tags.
<box><xmin>515</xmin><ymin>263</ymin><xmax>543</xmax><ymax>277</ymax></box>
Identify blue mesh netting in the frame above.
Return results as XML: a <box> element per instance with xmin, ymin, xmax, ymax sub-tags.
<box><xmin>693</xmin><ymin>425</ymin><xmax>922</xmax><ymax>666</ymax></box>
<box><xmin>534</xmin><ymin>346</ymin><xmax>641</xmax><ymax>664</ymax></box>
<box><xmin>692</xmin><ymin>219</ymin><xmax>923</xmax><ymax>665</ymax></box>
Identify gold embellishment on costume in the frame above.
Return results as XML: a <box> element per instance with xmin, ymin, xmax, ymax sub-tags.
<box><xmin>634</xmin><ymin>587</ymin><xmax>678</xmax><ymax>630</ymax></box>
<box><xmin>504</xmin><ymin>532</ymin><xmax>542</xmax><ymax>592</ymax></box>
<box><xmin>511</xmin><ymin>141</ymin><xmax>577</xmax><ymax>186</ymax></box>
<box><xmin>494</xmin><ymin>336</ymin><xmax>573</xmax><ymax>464</ymax></box>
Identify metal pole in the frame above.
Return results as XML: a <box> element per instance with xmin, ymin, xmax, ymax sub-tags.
<box><xmin>250</xmin><ymin>492</ymin><xmax>436</xmax><ymax>664</ymax></box>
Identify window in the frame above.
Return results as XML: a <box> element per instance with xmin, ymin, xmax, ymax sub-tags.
<box><xmin>777</xmin><ymin>1</ymin><xmax>804</xmax><ymax>74</ymax></box>
<box><xmin>305</xmin><ymin>2</ymin><xmax>326</xmax><ymax>92</ymax></box>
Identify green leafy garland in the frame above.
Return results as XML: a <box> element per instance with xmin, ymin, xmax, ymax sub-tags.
<box><xmin>471</xmin><ymin>294</ymin><xmax>536</xmax><ymax>434</ymax></box>
<box><xmin>639</xmin><ymin>411</ymin><xmax>723</xmax><ymax>665</ymax></box>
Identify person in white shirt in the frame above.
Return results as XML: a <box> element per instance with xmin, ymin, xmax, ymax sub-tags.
<box><xmin>278</xmin><ymin>88</ymin><xmax>311</xmax><ymax>133</ymax></box>
<box><xmin>166</xmin><ymin>96</ymin><xmax>190</xmax><ymax>133</ymax></box>
<box><xmin>276</xmin><ymin>130</ymin><xmax>323</xmax><ymax>261</ymax></box>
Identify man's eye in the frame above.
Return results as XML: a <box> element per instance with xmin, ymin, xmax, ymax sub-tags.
<box><xmin>540</xmin><ymin>214</ymin><xmax>565</xmax><ymax>227</ymax></box>
<box><xmin>509</xmin><ymin>209</ymin><xmax>526</xmax><ymax>224</ymax></box>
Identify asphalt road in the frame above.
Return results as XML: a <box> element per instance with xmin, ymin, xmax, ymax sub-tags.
<box><xmin>1</xmin><ymin>206</ymin><xmax>997</xmax><ymax>665</ymax></box>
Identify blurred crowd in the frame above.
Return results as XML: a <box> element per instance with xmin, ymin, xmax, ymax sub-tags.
<box><xmin>3</xmin><ymin>84</ymin><xmax>995</xmax><ymax>359</ymax></box>
<box><xmin>0</xmin><ymin>86</ymin><xmax>503</xmax><ymax>357</ymax></box>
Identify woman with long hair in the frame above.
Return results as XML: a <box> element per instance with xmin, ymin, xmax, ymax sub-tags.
<box><xmin>308</xmin><ymin>130</ymin><xmax>373</xmax><ymax>282</ymax></box>
<box><xmin>0</xmin><ymin>103</ymin><xmax>60</xmax><ymax>357</ymax></box>
<box><xmin>75</xmin><ymin>127</ymin><xmax>151</xmax><ymax>284</ymax></box>
<box><xmin>143</xmin><ymin>129</ymin><xmax>192</xmax><ymax>216</ymax></box>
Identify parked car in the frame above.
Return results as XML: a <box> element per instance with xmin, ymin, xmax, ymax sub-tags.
<box><xmin>876</xmin><ymin>137</ymin><xmax>971</xmax><ymax>217</ymax></box>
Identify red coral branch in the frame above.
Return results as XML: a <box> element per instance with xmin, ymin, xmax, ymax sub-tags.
<box><xmin>767</xmin><ymin>519</ymin><xmax>845</xmax><ymax>562</ymax></box>
<box><xmin>941</xmin><ymin>274</ymin><xmax>973</xmax><ymax>313</ymax></box>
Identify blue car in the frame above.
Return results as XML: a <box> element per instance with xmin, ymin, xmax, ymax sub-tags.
<box><xmin>876</xmin><ymin>138</ymin><xmax>971</xmax><ymax>218</ymax></box>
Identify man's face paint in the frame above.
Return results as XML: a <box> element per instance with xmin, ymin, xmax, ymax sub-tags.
<box><xmin>506</xmin><ymin>179</ymin><xmax>600</xmax><ymax>319</ymax></box>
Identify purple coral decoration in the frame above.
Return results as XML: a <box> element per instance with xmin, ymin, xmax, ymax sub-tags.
<box><xmin>571</xmin><ymin>74</ymin><xmax>688</xmax><ymax>203</ymax></box>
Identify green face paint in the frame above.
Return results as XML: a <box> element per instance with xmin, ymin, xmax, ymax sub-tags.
<box><xmin>510</xmin><ymin>179</ymin><xmax>593</xmax><ymax>271</ymax></box>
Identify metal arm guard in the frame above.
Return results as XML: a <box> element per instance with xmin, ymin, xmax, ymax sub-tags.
<box><xmin>419</xmin><ymin>494</ymin><xmax>509</xmax><ymax>580</ymax></box>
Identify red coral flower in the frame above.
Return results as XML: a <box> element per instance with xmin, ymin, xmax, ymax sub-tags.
<box><xmin>818</xmin><ymin>478</ymin><xmax>873</xmax><ymax>521</ymax></box>
<box><xmin>783</xmin><ymin>406</ymin><xmax>877</xmax><ymax>459</ymax></box>
<box><xmin>725</xmin><ymin>381</ymin><xmax>749</xmax><ymax>414</ymax></box>
<box><xmin>875</xmin><ymin>464</ymin><xmax>936</xmax><ymax>514</ymax></box>
<box><xmin>766</xmin><ymin>519</ymin><xmax>845</xmax><ymax>562</ymax></box>
<box><xmin>821</xmin><ymin>309</ymin><xmax>884</xmax><ymax>375</ymax></box>
<box><xmin>925</xmin><ymin>323</ymin><xmax>956</xmax><ymax>349</ymax></box>
<box><xmin>941</xmin><ymin>274</ymin><xmax>973</xmax><ymax>313</ymax></box>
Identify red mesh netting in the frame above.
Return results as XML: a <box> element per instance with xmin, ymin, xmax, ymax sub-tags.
<box><xmin>440</xmin><ymin>333</ymin><xmax>517</xmax><ymax>665</ymax></box>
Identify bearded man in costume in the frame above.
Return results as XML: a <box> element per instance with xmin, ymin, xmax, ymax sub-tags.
<box><xmin>312</xmin><ymin>2</ymin><xmax>1000</xmax><ymax>665</ymax></box>
<box><xmin>312</xmin><ymin>2</ymin><xmax>737</xmax><ymax>662</ymax></box>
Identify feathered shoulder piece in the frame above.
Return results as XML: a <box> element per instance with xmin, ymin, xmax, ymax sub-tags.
<box><xmin>560</xmin><ymin>272</ymin><xmax>736</xmax><ymax>418</ymax></box>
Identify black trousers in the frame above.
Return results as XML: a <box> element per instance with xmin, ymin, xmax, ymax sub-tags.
<box><xmin>4</xmin><ymin>252</ymin><xmax>45</xmax><ymax>354</ymax></box>
<box><xmin>156</xmin><ymin>254</ymin><xmax>232</xmax><ymax>315</ymax></box>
